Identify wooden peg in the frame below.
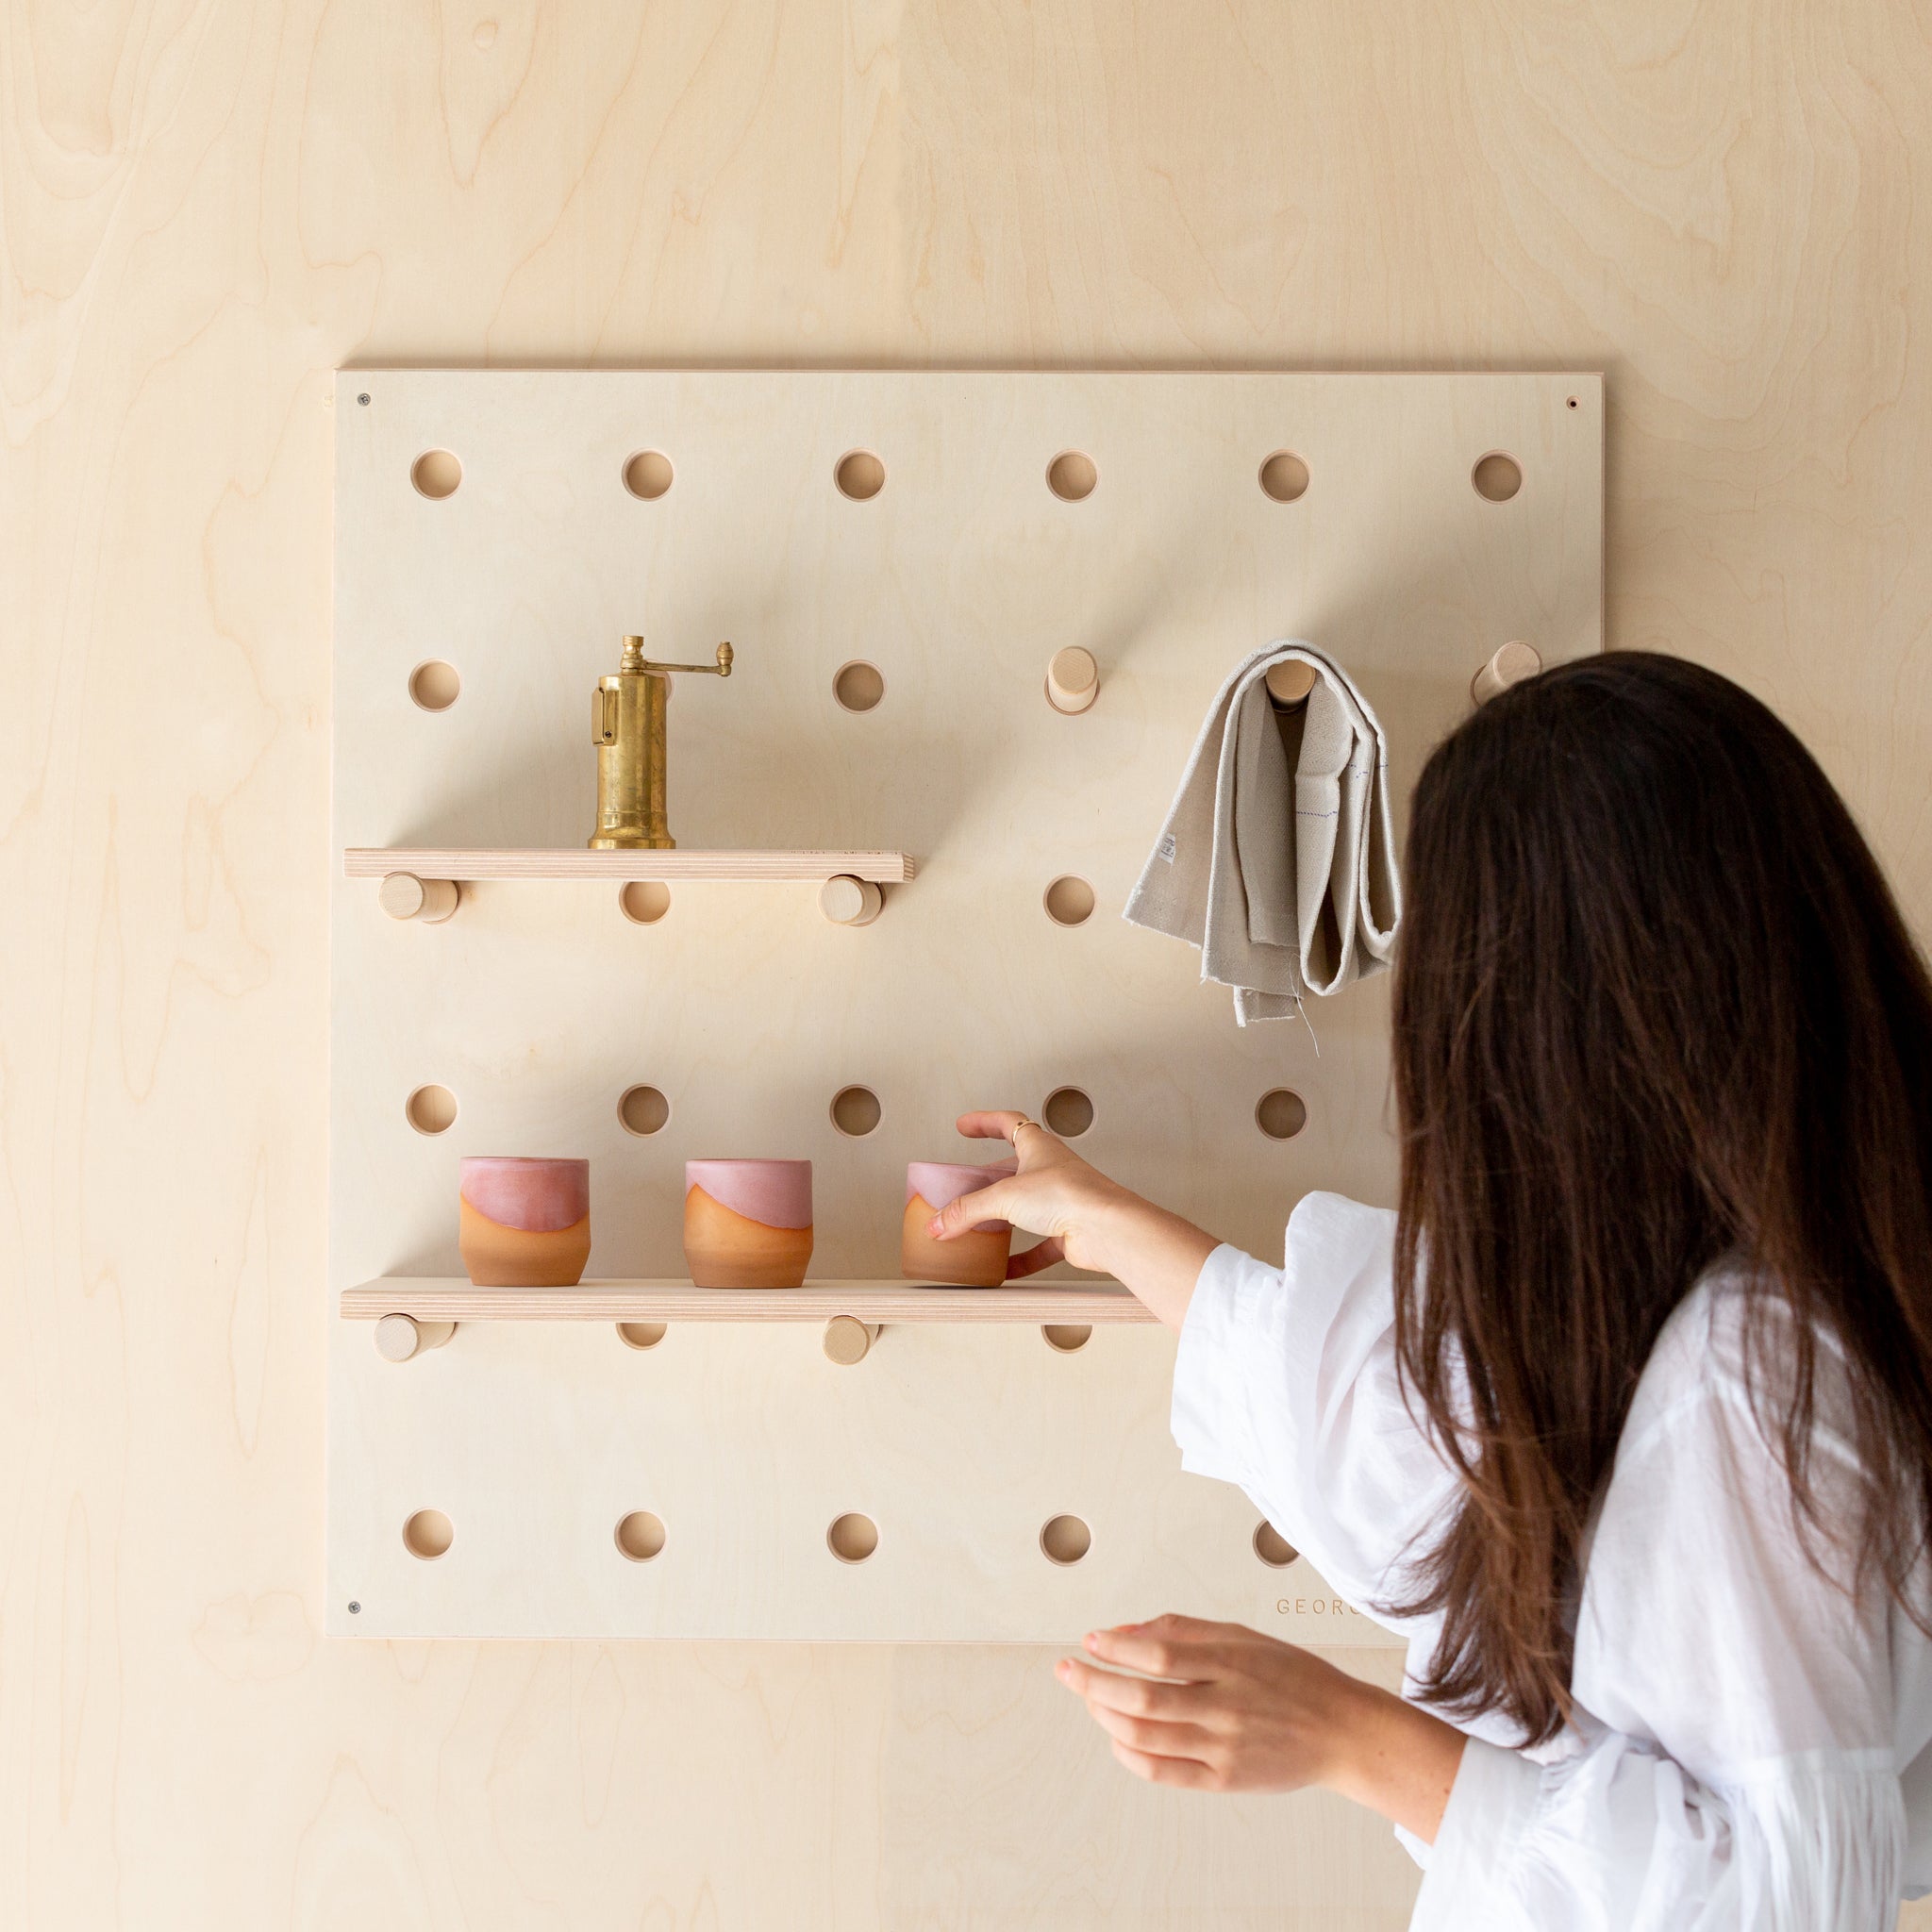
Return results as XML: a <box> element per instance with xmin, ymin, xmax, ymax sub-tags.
<box><xmin>375</xmin><ymin>1313</ymin><xmax>457</xmax><ymax>1361</ymax></box>
<box><xmin>1472</xmin><ymin>640</ymin><xmax>1542</xmax><ymax>706</ymax></box>
<box><xmin>1264</xmin><ymin>660</ymin><xmax>1317</xmax><ymax>709</ymax></box>
<box><xmin>819</xmin><ymin>874</ymin><xmax>885</xmax><ymax>926</ymax></box>
<box><xmin>823</xmin><ymin>1316</ymin><xmax>881</xmax><ymax>1365</ymax></box>
<box><xmin>378</xmin><ymin>872</ymin><xmax>460</xmax><ymax>923</ymax></box>
<box><xmin>1045</xmin><ymin>646</ymin><xmax>1099</xmax><ymax>714</ymax></box>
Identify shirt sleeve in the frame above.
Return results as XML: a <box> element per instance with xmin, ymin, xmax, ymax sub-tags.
<box><xmin>1413</xmin><ymin>1352</ymin><xmax>1907</xmax><ymax>1930</ymax></box>
<box><xmin>1170</xmin><ymin>1191</ymin><xmax>1458</xmax><ymax>1618</ymax></box>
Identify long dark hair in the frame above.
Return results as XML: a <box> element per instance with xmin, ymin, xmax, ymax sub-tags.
<box><xmin>1390</xmin><ymin>651</ymin><xmax>1932</xmax><ymax>1743</ymax></box>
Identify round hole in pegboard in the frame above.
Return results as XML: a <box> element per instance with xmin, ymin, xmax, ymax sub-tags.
<box><xmin>614</xmin><ymin>1511</ymin><xmax>666</xmax><ymax>1561</ymax></box>
<box><xmin>617</xmin><ymin>1322</ymin><xmax>667</xmax><ymax>1350</ymax></box>
<box><xmin>618</xmin><ymin>880</ymin><xmax>671</xmax><ymax>924</ymax></box>
<box><xmin>1256</xmin><ymin>1088</ymin><xmax>1307</xmax><ymax>1141</ymax></box>
<box><xmin>1257</xmin><ymin>450</ymin><xmax>1310</xmax><ymax>502</ymax></box>
<box><xmin>410</xmin><ymin>449</ymin><xmax>462</xmax><ymax>499</ymax></box>
<box><xmin>832</xmin><ymin>660</ymin><xmax>885</xmax><ymax>712</ymax></box>
<box><xmin>830</xmin><ymin>1085</ymin><xmax>881</xmax><ymax>1138</ymax></box>
<box><xmin>622</xmin><ymin>450</ymin><xmax>674</xmax><ymax>499</ymax></box>
<box><xmin>405</xmin><ymin>1084</ymin><xmax>458</xmax><ymax>1135</ymax></box>
<box><xmin>408</xmin><ymin>659</ymin><xmax>460</xmax><ymax>711</ymax></box>
<box><xmin>1566</xmin><ymin>395</ymin><xmax>1579</xmax><ymax>409</ymax></box>
<box><xmin>618</xmin><ymin>1085</ymin><xmax>670</xmax><ymax>1137</ymax></box>
<box><xmin>403</xmin><ymin>1508</ymin><xmax>454</xmax><ymax>1559</ymax></box>
<box><xmin>1041</xmin><ymin>1324</ymin><xmax>1091</xmax><ymax>1354</ymax></box>
<box><xmin>1254</xmin><ymin>1521</ymin><xmax>1299</xmax><ymax>1568</ymax></box>
<box><xmin>1046</xmin><ymin>450</ymin><xmax>1097</xmax><ymax>501</ymax></box>
<box><xmin>1042</xmin><ymin>875</ymin><xmax>1095</xmax><ymax>926</ymax></box>
<box><xmin>834</xmin><ymin>450</ymin><xmax>886</xmax><ymax>500</ymax></box>
<box><xmin>1041</xmin><ymin>1514</ymin><xmax>1091</xmax><ymax>1564</ymax></box>
<box><xmin>827</xmin><ymin>1512</ymin><xmax>878</xmax><ymax>1563</ymax></box>
<box><xmin>1042</xmin><ymin>1087</ymin><xmax>1093</xmax><ymax>1138</ymax></box>
<box><xmin>1472</xmin><ymin>451</ymin><xmax>1523</xmax><ymax>502</ymax></box>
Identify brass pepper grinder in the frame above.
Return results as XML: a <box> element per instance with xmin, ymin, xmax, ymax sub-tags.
<box><xmin>588</xmin><ymin>635</ymin><xmax>734</xmax><ymax>850</ymax></box>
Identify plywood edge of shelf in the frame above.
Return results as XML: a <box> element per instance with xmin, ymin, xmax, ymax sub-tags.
<box><xmin>343</xmin><ymin>849</ymin><xmax>917</xmax><ymax>883</ymax></box>
<box><xmin>339</xmin><ymin>1278</ymin><xmax>1155</xmax><ymax>1324</ymax></box>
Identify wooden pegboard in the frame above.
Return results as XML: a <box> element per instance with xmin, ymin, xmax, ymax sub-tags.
<box><xmin>328</xmin><ymin>369</ymin><xmax>1601</xmax><ymax>1640</ymax></box>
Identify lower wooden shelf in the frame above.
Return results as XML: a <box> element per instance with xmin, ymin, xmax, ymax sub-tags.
<box><xmin>339</xmin><ymin>1277</ymin><xmax>1156</xmax><ymax>1324</ymax></box>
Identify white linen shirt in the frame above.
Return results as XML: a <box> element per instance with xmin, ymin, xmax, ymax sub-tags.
<box><xmin>1170</xmin><ymin>1191</ymin><xmax>1932</xmax><ymax>1929</ymax></box>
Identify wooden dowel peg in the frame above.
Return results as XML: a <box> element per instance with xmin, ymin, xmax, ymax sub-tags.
<box><xmin>378</xmin><ymin>872</ymin><xmax>460</xmax><ymax>923</ymax></box>
<box><xmin>1045</xmin><ymin>646</ymin><xmax>1099</xmax><ymax>714</ymax></box>
<box><xmin>823</xmin><ymin>1316</ymin><xmax>881</xmax><ymax>1365</ymax></box>
<box><xmin>1264</xmin><ymin>660</ymin><xmax>1317</xmax><ymax>709</ymax></box>
<box><xmin>819</xmin><ymin>874</ymin><xmax>885</xmax><ymax>926</ymax></box>
<box><xmin>375</xmin><ymin>1313</ymin><xmax>457</xmax><ymax>1361</ymax></box>
<box><xmin>1472</xmin><ymin>640</ymin><xmax>1542</xmax><ymax>706</ymax></box>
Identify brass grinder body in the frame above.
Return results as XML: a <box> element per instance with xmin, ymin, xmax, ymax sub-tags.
<box><xmin>589</xmin><ymin>635</ymin><xmax>733</xmax><ymax>850</ymax></box>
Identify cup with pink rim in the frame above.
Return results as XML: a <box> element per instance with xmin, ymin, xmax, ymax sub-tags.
<box><xmin>458</xmin><ymin>1155</ymin><xmax>591</xmax><ymax>1287</ymax></box>
<box><xmin>901</xmin><ymin>1158</ymin><xmax>1017</xmax><ymax>1287</ymax></box>
<box><xmin>684</xmin><ymin>1158</ymin><xmax>814</xmax><ymax>1288</ymax></box>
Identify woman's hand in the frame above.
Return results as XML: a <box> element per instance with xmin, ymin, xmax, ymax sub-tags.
<box><xmin>928</xmin><ymin>1108</ymin><xmax>1124</xmax><ymax>1277</ymax></box>
<box><xmin>924</xmin><ymin>1111</ymin><xmax>1219</xmax><ymax>1325</ymax></box>
<box><xmin>1058</xmin><ymin>1613</ymin><xmax>1465</xmax><ymax>1841</ymax></box>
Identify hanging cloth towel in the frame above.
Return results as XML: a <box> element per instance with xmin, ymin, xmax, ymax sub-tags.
<box><xmin>1124</xmin><ymin>641</ymin><xmax>1401</xmax><ymax>1024</ymax></box>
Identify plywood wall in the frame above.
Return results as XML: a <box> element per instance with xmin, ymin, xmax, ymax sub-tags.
<box><xmin>4</xmin><ymin>3</ymin><xmax>1929</xmax><ymax>1927</ymax></box>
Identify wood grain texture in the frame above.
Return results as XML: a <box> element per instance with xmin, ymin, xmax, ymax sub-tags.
<box><xmin>7</xmin><ymin>0</ymin><xmax>1931</xmax><ymax>1925</ymax></box>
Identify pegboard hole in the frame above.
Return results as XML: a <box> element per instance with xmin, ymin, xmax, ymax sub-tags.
<box><xmin>622</xmin><ymin>450</ymin><xmax>674</xmax><ymax>499</ymax></box>
<box><xmin>614</xmin><ymin>1511</ymin><xmax>666</xmax><ymax>1561</ymax></box>
<box><xmin>1041</xmin><ymin>1514</ymin><xmax>1091</xmax><ymax>1565</ymax></box>
<box><xmin>1042</xmin><ymin>1087</ymin><xmax>1093</xmax><ymax>1138</ymax></box>
<box><xmin>617</xmin><ymin>1322</ymin><xmax>667</xmax><ymax>1350</ymax></box>
<box><xmin>1254</xmin><ymin>1521</ymin><xmax>1299</xmax><ymax>1568</ymax></box>
<box><xmin>827</xmin><ymin>1512</ymin><xmax>878</xmax><ymax>1563</ymax></box>
<box><xmin>1472</xmin><ymin>451</ymin><xmax>1523</xmax><ymax>502</ymax></box>
<box><xmin>830</xmin><ymin>1085</ymin><xmax>881</xmax><ymax>1137</ymax></box>
<box><xmin>833</xmin><ymin>660</ymin><xmax>885</xmax><ymax>712</ymax></box>
<box><xmin>410</xmin><ymin>450</ymin><xmax>462</xmax><ymax>499</ymax></box>
<box><xmin>618</xmin><ymin>1085</ymin><xmax>671</xmax><ymax>1137</ymax></box>
<box><xmin>835</xmin><ymin>450</ymin><xmax>886</xmax><ymax>500</ymax></box>
<box><xmin>408</xmin><ymin>659</ymin><xmax>460</xmax><ymax>711</ymax></box>
<box><xmin>1043</xmin><ymin>875</ymin><xmax>1095</xmax><ymax>926</ymax></box>
<box><xmin>406</xmin><ymin>1084</ymin><xmax>458</xmax><ymax>1135</ymax></box>
<box><xmin>1046</xmin><ymin>450</ymin><xmax>1097</xmax><ymax>501</ymax></box>
<box><xmin>403</xmin><ymin>1508</ymin><xmax>454</xmax><ymax>1559</ymax></box>
<box><xmin>1258</xmin><ymin>451</ymin><xmax>1310</xmax><ymax>502</ymax></box>
<box><xmin>1256</xmin><ymin>1089</ymin><xmax>1307</xmax><ymax>1141</ymax></box>
<box><xmin>1041</xmin><ymin>1324</ymin><xmax>1092</xmax><ymax>1353</ymax></box>
<box><xmin>619</xmin><ymin>880</ymin><xmax>671</xmax><ymax>924</ymax></box>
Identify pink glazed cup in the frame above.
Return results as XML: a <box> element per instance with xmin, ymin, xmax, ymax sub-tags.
<box><xmin>684</xmin><ymin>1158</ymin><xmax>814</xmax><ymax>1289</ymax></box>
<box><xmin>458</xmin><ymin>1155</ymin><xmax>591</xmax><ymax>1287</ymax></box>
<box><xmin>901</xmin><ymin>1158</ymin><xmax>1017</xmax><ymax>1287</ymax></box>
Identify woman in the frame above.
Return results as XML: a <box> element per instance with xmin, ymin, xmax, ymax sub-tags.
<box><xmin>930</xmin><ymin>654</ymin><xmax>1932</xmax><ymax>1927</ymax></box>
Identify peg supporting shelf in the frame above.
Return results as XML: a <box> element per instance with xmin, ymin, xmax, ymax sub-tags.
<box><xmin>341</xmin><ymin>1276</ymin><xmax>1153</xmax><ymax>1324</ymax></box>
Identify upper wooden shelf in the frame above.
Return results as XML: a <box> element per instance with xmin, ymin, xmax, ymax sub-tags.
<box><xmin>340</xmin><ymin>1277</ymin><xmax>1154</xmax><ymax>1324</ymax></box>
<box><xmin>343</xmin><ymin>848</ymin><xmax>916</xmax><ymax>883</ymax></box>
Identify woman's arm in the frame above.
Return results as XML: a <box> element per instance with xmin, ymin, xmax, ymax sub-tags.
<box><xmin>1058</xmin><ymin>1614</ymin><xmax>1466</xmax><ymax>1842</ymax></box>
<box><xmin>925</xmin><ymin>1108</ymin><xmax>1217</xmax><ymax>1329</ymax></box>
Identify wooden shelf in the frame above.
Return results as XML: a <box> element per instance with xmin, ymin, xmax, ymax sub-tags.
<box><xmin>340</xmin><ymin>1277</ymin><xmax>1155</xmax><ymax>1324</ymax></box>
<box><xmin>344</xmin><ymin>848</ymin><xmax>916</xmax><ymax>883</ymax></box>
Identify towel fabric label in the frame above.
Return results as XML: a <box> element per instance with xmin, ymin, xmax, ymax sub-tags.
<box><xmin>1158</xmin><ymin>834</ymin><xmax>1176</xmax><ymax>862</ymax></box>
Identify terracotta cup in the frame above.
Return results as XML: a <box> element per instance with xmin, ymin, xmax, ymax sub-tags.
<box><xmin>902</xmin><ymin>1159</ymin><xmax>1017</xmax><ymax>1287</ymax></box>
<box><xmin>459</xmin><ymin>1156</ymin><xmax>591</xmax><ymax>1288</ymax></box>
<box><xmin>684</xmin><ymin>1158</ymin><xmax>813</xmax><ymax>1289</ymax></box>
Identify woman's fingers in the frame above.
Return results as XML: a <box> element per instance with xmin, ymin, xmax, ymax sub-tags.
<box><xmin>1108</xmin><ymin>1740</ymin><xmax>1221</xmax><ymax>1790</ymax></box>
<box><xmin>1005</xmin><ymin>1237</ymin><xmax>1065</xmax><ymax>1279</ymax></box>
<box><xmin>1084</xmin><ymin>1618</ymin><xmax>1224</xmax><ymax>1679</ymax></box>
<box><xmin>928</xmin><ymin>1178</ymin><xmax>1027</xmax><ymax>1241</ymax></box>
<box><xmin>955</xmin><ymin>1109</ymin><xmax>1031</xmax><ymax>1145</ymax></box>
<box><xmin>1058</xmin><ymin>1657</ymin><xmax>1195</xmax><ymax>1718</ymax></box>
<box><xmin>1080</xmin><ymin>1700</ymin><xmax>1221</xmax><ymax>1760</ymax></box>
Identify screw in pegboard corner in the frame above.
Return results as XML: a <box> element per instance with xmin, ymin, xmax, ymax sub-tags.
<box><xmin>357</xmin><ymin>392</ymin><xmax>371</xmax><ymax>407</ymax></box>
<box><xmin>347</xmin><ymin>1601</ymin><xmax>361</xmax><ymax>1614</ymax></box>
